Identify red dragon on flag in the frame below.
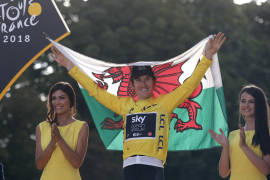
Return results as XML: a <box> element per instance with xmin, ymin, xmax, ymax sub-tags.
<box><xmin>93</xmin><ymin>60</ymin><xmax>203</xmax><ymax>133</ymax></box>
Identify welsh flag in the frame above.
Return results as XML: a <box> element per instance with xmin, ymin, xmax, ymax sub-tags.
<box><xmin>50</xmin><ymin>36</ymin><xmax>228</xmax><ymax>151</ymax></box>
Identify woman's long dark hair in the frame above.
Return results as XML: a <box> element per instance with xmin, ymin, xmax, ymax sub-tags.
<box><xmin>46</xmin><ymin>82</ymin><xmax>77</xmax><ymax>124</ymax></box>
<box><xmin>239</xmin><ymin>84</ymin><xmax>270</xmax><ymax>155</ymax></box>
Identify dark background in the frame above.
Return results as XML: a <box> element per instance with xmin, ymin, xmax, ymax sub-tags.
<box><xmin>1</xmin><ymin>0</ymin><xmax>270</xmax><ymax>179</ymax></box>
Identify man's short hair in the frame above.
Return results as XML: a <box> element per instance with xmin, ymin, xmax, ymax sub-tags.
<box><xmin>130</xmin><ymin>65</ymin><xmax>155</xmax><ymax>82</ymax></box>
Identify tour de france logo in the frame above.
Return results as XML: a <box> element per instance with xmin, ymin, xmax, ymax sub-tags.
<box><xmin>0</xmin><ymin>0</ymin><xmax>42</xmax><ymax>43</ymax></box>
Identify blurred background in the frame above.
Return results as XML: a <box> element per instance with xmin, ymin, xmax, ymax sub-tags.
<box><xmin>1</xmin><ymin>0</ymin><xmax>270</xmax><ymax>179</ymax></box>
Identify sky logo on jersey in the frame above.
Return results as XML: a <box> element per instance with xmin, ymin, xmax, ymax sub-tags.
<box><xmin>0</xmin><ymin>0</ymin><xmax>70</xmax><ymax>101</ymax></box>
<box><xmin>131</xmin><ymin>115</ymin><xmax>146</xmax><ymax>124</ymax></box>
<box><xmin>126</xmin><ymin>113</ymin><xmax>157</xmax><ymax>140</ymax></box>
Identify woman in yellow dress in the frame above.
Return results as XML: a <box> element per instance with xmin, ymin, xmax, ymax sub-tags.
<box><xmin>209</xmin><ymin>84</ymin><xmax>270</xmax><ymax>180</ymax></box>
<box><xmin>35</xmin><ymin>82</ymin><xmax>89</xmax><ymax>180</ymax></box>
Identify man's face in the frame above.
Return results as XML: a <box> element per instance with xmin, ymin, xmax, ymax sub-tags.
<box><xmin>132</xmin><ymin>75</ymin><xmax>155</xmax><ymax>100</ymax></box>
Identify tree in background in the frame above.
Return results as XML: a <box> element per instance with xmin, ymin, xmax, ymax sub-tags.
<box><xmin>0</xmin><ymin>0</ymin><xmax>269</xmax><ymax>179</ymax></box>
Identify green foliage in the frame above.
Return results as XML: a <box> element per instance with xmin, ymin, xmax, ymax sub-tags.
<box><xmin>1</xmin><ymin>0</ymin><xmax>270</xmax><ymax>179</ymax></box>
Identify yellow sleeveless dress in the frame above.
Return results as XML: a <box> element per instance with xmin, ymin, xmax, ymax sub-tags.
<box><xmin>39</xmin><ymin>120</ymin><xmax>85</xmax><ymax>180</ymax></box>
<box><xmin>229</xmin><ymin>129</ymin><xmax>266</xmax><ymax>180</ymax></box>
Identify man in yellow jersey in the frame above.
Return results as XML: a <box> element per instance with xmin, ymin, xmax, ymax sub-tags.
<box><xmin>51</xmin><ymin>32</ymin><xmax>226</xmax><ymax>180</ymax></box>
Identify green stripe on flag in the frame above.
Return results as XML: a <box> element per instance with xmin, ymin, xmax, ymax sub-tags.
<box><xmin>216</xmin><ymin>87</ymin><xmax>227</xmax><ymax>121</ymax></box>
<box><xmin>80</xmin><ymin>88</ymin><xmax>123</xmax><ymax>150</ymax></box>
<box><xmin>168</xmin><ymin>87</ymin><xmax>228</xmax><ymax>150</ymax></box>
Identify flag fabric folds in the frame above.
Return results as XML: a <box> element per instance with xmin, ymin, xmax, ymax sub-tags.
<box><xmin>50</xmin><ymin>36</ymin><xmax>228</xmax><ymax>151</ymax></box>
<box><xmin>0</xmin><ymin>0</ymin><xmax>70</xmax><ymax>101</ymax></box>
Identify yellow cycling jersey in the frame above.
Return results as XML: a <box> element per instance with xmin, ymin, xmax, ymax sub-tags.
<box><xmin>69</xmin><ymin>56</ymin><xmax>212</xmax><ymax>164</ymax></box>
